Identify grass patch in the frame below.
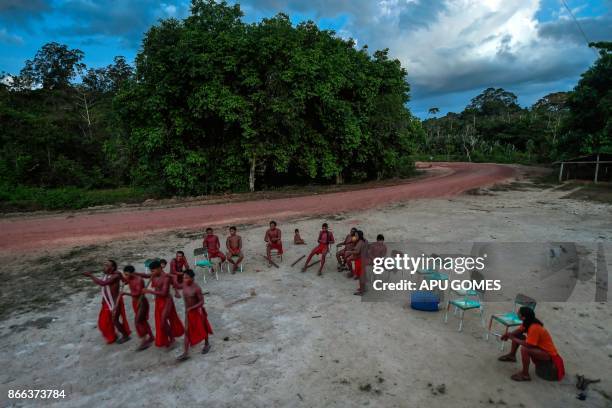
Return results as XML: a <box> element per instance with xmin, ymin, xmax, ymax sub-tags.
<box><xmin>0</xmin><ymin>185</ymin><xmax>153</xmax><ymax>212</ymax></box>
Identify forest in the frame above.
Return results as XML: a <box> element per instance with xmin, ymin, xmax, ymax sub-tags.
<box><xmin>0</xmin><ymin>0</ymin><xmax>610</xmax><ymax>210</ymax></box>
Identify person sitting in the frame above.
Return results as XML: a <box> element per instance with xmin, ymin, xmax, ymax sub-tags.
<box><xmin>498</xmin><ymin>307</ymin><xmax>565</xmax><ymax>382</ymax></box>
<box><xmin>294</xmin><ymin>229</ymin><xmax>306</xmax><ymax>245</ymax></box>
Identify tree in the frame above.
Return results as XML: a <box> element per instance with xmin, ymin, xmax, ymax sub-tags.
<box><xmin>561</xmin><ymin>42</ymin><xmax>612</xmax><ymax>155</ymax></box>
<box><xmin>19</xmin><ymin>42</ymin><xmax>85</xmax><ymax>90</ymax></box>
<box><xmin>117</xmin><ymin>0</ymin><xmax>420</xmax><ymax>194</ymax></box>
<box><xmin>428</xmin><ymin>107</ymin><xmax>439</xmax><ymax>116</ymax></box>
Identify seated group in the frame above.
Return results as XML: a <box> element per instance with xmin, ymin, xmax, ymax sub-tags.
<box><xmin>83</xmin><ymin>221</ymin><xmax>565</xmax><ymax>382</ymax></box>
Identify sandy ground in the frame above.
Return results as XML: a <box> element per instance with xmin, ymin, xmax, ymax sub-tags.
<box><xmin>1</xmin><ymin>175</ymin><xmax>611</xmax><ymax>407</ymax></box>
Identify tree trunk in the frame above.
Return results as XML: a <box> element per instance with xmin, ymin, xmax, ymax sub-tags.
<box><xmin>249</xmin><ymin>154</ymin><xmax>256</xmax><ymax>192</ymax></box>
<box><xmin>335</xmin><ymin>172</ymin><xmax>343</xmax><ymax>185</ymax></box>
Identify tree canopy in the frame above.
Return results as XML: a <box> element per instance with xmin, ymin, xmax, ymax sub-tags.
<box><xmin>117</xmin><ymin>0</ymin><xmax>421</xmax><ymax>194</ymax></box>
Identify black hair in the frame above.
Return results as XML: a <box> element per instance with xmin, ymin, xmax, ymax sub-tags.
<box><xmin>377</xmin><ymin>234</ymin><xmax>384</xmax><ymax>241</ymax></box>
<box><xmin>149</xmin><ymin>260</ymin><xmax>161</xmax><ymax>269</ymax></box>
<box><xmin>108</xmin><ymin>260</ymin><xmax>117</xmax><ymax>271</ymax></box>
<box><xmin>176</xmin><ymin>250</ymin><xmax>185</xmax><ymax>256</ymax></box>
<box><xmin>519</xmin><ymin>306</ymin><xmax>542</xmax><ymax>330</ymax></box>
<box><xmin>230</xmin><ymin>226</ymin><xmax>236</xmax><ymax>231</ymax></box>
<box><xmin>322</xmin><ymin>223</ymin><xmax>328</xmax><ymax>228</ymax></box>
<box><xmin>206</xmin><ymin>227</ymin><xmax>213</xmax><ymax>232</ymax></box>
<box><xmin>270</xmin><ymin>220</ymin><xmax>277</xmax><ymax>226</ymax></box>
<box><xmin>350</xmin><ymin>227</ymin><xmax>357</xmax><ymax>234</ymax></box>
<box><xmin>295</xmin><ymin>228</ymin><xmax>299</xmax><ymax>232</ymax></box>
<box><xmin>160</xmin><ymin>259</ymin><xmax>167</xmax><ymax>265</ymax></box>
<box><xmin>356</xmin><ymin>230</ymin><xmax>364</xmax><ymax>241</ymax></box>
<box><xmin>185</xmin><ymin>269</ymin><xmax>195</xmax><ymax>278</ymax></box>
<box><xmin>123</xmin><ymin>265</ymin><xmax>135</xmax><ymax>273</ymax></box>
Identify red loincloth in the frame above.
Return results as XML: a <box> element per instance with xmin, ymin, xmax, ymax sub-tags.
<box><xmin>353</xmin><ymin>258</ymin><xmax>363</xmax><ymax>278</ymax></box>
<box><xmin>131</xmin><ymin>297</ymin><xmax>152</xmax><ymax>338</ymax></box>
<box><xmin>186</xmin><ymin>307</ymin><xmax>214</xmax><ymax>346</ymax></box>
<box><xmin>98</xmin><ymin>298</ymin><xmax>130</xmax><ymax>344</ymax></box>
<box><xmin>269</xmin><ymin>241</ymin><xmax>283</xmax><ymax>254</ymax></box>
<box><xmin>312</xmin><ymin>243</ymin><xmax>328</xmax><ymax>255</ymax></box>
<box><xmin>229</xmin><ymin>247</ymin><xmax>241</xmax><ymax>256</ymax></box>
<box><xmin>154</xmin><ymin>296</ymin><xmax>185</xmax><ymax>347</ymax></box>
<box><xmin>207</xmin><ymin>249</ymin><xmax>226</xmax><ymax>261</ymax></box>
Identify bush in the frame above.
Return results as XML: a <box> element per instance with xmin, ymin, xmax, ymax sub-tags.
<box><xmin>0</xmin><ymin>184</ymin><xmax>152</xmax><ymax>212</ymax></box>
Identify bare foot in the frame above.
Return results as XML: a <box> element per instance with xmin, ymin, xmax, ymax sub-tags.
<box><xmin>511</xmin><ymin>372</ymin><xmax>531</xmax><ymax>381</ymax></box>
<box><xmin>176</xmin><ymin>353</ymin><xmax>190</xmax><ymax>362</ymax></box>
<box><xmin>201</xmin><ymin>344</ymin><xmax>211</xmax><ymax>354</ymax></box>
<box><xmin>136</xmin><ymin>337</ymin><xmax>153</xmax><ymax>351</ymax></box>
<box><xmin>116</xmin><ymin>336</ymin><xmax>131</xmax><ymax>344</ymax></box>
<box><xmin>498</xmin><ymin>354</ymin><xmax>516</xmax><ymax>362</ymax></box>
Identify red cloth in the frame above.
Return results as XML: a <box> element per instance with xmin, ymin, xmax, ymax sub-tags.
<box><xmin>186</xmin><ymin>307</ymin><xmax>214</xmax><ymax>346</ymax></box>
<box><xmin>551</xmin><ymin>354</ymin><xmax>565</xmax><ymax>381</ymax></box>
<box><xmin>207</xmin><ymin>249</ymin><xmax>226</xmax><ymax>261</ymax></box>
<box><xmin>269</xmin><ymin>241</ymin><xmax>283</xmax><ymax>254</ymax></box>
<box><xmin>131</xmin><ymin>297</ymin><xmax>152</xmax><ymax>338</ymax></box>
<box><xmin>353</xmin><ymin>258</ymin><xmax>363</xmax><ymax>278</ymax></box>
<box><xmin>229</xmin><ymin>247</ymin><xmax>241</xmax><ymax>256</ymax></box>
<box><xmin>313</xmin><ymin>243</ymin><xmax>329</xmax><ymax>255</ymax></box>
<box><xmin>97</xmin><ymin>298</ymin><xmax>130</xmax><ymax>344</ymax></box>
<box><xmin>154</xmin><ymin>296</ymin><xmax>185</xmax><ymax>347</ymax></box>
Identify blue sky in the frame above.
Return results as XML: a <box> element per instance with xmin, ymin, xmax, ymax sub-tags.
<box><xmin>1</xmin><ymin>0</ymin><xmax>611</xmax><ymax>117</ymax></box>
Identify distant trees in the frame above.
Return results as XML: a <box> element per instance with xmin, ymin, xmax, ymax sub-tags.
<box><xmin>421</xmin><ymin>88</ymin><xmax>571</xmax><ymax>163</ymax></box>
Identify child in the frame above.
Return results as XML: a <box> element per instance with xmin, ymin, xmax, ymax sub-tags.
<box><xmin>294</xmin><ymin>228</ymin><xmax>306</xmax><ymax>245</ymax></box>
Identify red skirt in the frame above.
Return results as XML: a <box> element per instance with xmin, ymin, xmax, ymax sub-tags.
<box><xmin>131</xmin><ymin>297</ymin><xmax>152</xmax><ymax>338</ymax></box>
<box><xmin>154</xmin><ymin>296</ymin><xmax>185</xmax><ymax>347</ymax></box>
<box><xmin>353</xmin><ymin>258</ymin><xmax>363</xmax><ymax>278</ymax></box>
<box><xmin>186</xmin><ymin>307</ymin><xmax>214</xmax><ymax>346</ymax></box>
<box><xmin>269</xmin><ymin>241</ymin><xmax>283</xmax><ymax>254</ymax></box>
<box><xmin>98</xmin><ymin>298</ymin><xmax>130</xmax><ymax>344</ymax></box>
<box><xmin>313</xmin><ymin>243</ymin><xmax>328</xmax><ymax>255</ymax></box>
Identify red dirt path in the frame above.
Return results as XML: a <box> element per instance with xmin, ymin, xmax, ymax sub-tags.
<box><xmin>0</xmin><ymin>162</ymin><xmax>515</xmax><ymax>254</ymax></box>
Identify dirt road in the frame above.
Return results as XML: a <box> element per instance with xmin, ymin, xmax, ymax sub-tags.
<box><xmin>0</xmin><ymin>162</ymin><xmax>515</xmax><ymax>253</ymax></box>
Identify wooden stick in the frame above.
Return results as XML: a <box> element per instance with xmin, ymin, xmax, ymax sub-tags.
<box><xmin>290</xmin><ymin>255</ymin><xmax>306</xmax><ymax>267</ymax></box>
<box><xmin>305</xmin><ymin>260</ymin><xmax>319</xmax><ymax>270</ymax></box>
<box><xmin>261</xmin><ymin>254</ymin><xmax>280</xmax><ymax>268</ymax></box>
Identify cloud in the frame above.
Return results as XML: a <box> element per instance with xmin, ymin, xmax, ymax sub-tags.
<box><xmin>0</xmin><ymin>27</ymin><xmax>24</xmax><ymax>45</ymax></box>
<box><xmin>538</xmin><ymin>15</ymin><xmax>612</xmax><ymax>44</ymax></box>
<box><xmin>0</xmin><ymin>0</ymin><xmax>51</xmax><ymax>28</ymax></box>
<box><xmin>49</xmin><ymin>0</ymin><xmax>191</xmax><ymax>48</ymax></box>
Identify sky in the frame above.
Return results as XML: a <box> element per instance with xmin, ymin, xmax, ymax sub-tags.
<box><xmin>1</xmin><ymin>0</ymin><xmax>611</xmax><ymax>118</ymax></box>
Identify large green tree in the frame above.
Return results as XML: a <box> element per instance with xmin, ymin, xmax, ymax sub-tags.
<box><xmin>117</xmin><ymin>0</ymin><xmax>421</xmax><ymax>194</ymax></box>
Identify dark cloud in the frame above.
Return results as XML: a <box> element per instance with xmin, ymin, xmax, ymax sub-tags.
<box><xmin>538</xmin><ymin>15</ymin><xmax>612</xmax><ymax>44</ymax></box>
<box><xmin>0</xmin><ymin>0</ymin><xmax>51</xmax><ymax>27</ymax></box>
<box><xmin>398</xmin><ymin>1</ymin><xmax>447</xmax><ymax>30</ymax></box>
<box><xmin>411</xmin><ymin>49</ymin><xmax>591</xmax><ymax>99</ymax></box>
<box><xmin>50</xmin><ymin>0</ymin><xmax>190</xmax><ymax>48</ymax></box>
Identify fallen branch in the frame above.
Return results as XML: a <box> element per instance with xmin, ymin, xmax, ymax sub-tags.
<box><xmin>291</xmin><ymin>255</ymin><xmax>306</xmax><ymax>267</ymax></box>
